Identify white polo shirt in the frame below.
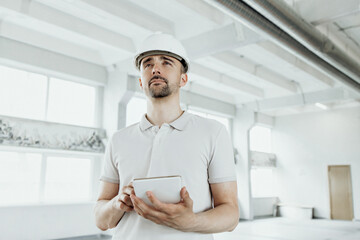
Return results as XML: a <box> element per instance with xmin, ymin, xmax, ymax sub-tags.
<box><xmin>100</xmin><ymin>111</ymin><xmax>236</xmax><ymax>240</ymax></box>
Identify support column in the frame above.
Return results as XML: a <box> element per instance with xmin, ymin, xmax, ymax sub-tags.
<box><xmin>233</xmin><ymin>107</ymin><xmax>255</xmax><ymax>220</ymax></box>
<box><xmin>102</xmin><ymin>67</ymin><xmax>134</xmax><ymax>138</ymax></box>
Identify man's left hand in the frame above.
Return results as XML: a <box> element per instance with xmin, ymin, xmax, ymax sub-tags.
<box><xmin>130</xmin><ymin>187</ymin><xmax>196</xmax><ymax>232</ymax></box>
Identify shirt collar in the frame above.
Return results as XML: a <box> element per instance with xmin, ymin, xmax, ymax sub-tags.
<box><xmin>139</xmin><ymin>111</ymin><xmax>191</xmax><ymax>131</ymax></box>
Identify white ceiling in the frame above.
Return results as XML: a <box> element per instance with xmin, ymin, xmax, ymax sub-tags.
<box><xmin>0</xmin><ymin>0</ymin><xmax>359</xmax><ymax>116</ymax></box>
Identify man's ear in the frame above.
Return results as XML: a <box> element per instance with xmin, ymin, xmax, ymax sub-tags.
<box><xmin>139</xmin><ymin>78</ymin><xmax>143</xmax><ymax>89</ymax></box>
<box><xmin>179</xmin><ymin>74</ymin><xmax>188</xmax><ymax>87</ymax></box>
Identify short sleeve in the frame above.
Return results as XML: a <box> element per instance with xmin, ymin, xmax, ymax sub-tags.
<box><xmin>208</xmin><ymin>125</ymin><xmax>237</xmax><ymax>184</ymax></box>
<box><xmin>100</xmin><ymin>134</ymin><xmax>120</xmax><ymax>183</ymax></box>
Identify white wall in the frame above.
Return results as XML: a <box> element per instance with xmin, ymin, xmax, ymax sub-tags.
<box><xmin>0</xmin><ymin>203</ymin><xmax>108</xmax><ymax>240</ymax></box>
<box><xmin>272</xmin><ymin>106</ymin><xmax>360</xmax><ymax>219</ymax></box>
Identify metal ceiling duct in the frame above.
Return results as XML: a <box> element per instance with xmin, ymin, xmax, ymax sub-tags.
<box><xmin>204</xmin><ymin>0</ymin><xmax>360</xmax><ymax>95</ymax></box>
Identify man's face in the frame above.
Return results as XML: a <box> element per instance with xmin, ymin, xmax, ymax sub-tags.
<box><xmin>139</xmin><ymin>55</ymin><xmax>187</xmax><ymax>99</ymax></box>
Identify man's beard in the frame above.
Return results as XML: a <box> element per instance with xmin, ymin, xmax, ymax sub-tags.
<box><xmin>148</xmin><ymin>76</ymin><xmax>178</xmax><ymax>98</ymax></box>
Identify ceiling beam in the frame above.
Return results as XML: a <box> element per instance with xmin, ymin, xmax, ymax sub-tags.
<box><xmin>175</xmin><ymin>0</ymin><xmax>226</xmax><ymax>25</ymax></box>
<box><xmin>182</xmin><ymin>81</ymin><xmax>235</xmax><ymax>104</ymax></box>
<box><xmin>0</xmin><ymin>19</ymin><xmax>105</xmax><ymax>66</ymax></box>
<box><xmin>258</xmin><ymin>41</ymin><xmax>335</xmax><ymax>87</ymax></box>
<box><xmin>213</xmin><ymin>51</ymin><xmax>298</xmax><ymax>92</ymax></box>
<box><xmin>182</xmin><ymin>23</ymin><xmax>262</xmax><ymax>59</ymax></box>
<box><xmin>0</xmin><ymin>0</ymin><xmax>135</xmax><ymax>52</ymax></box>
<box><xmin>290</xmin><ymin>0</ymin><xmax>360</xmax><ymax>25</ymax></box>
<box><xmin>0</xmin><ymin>36</ymin><xmax>107</xmax><ymax>85</ymax></box>
<box><xmin>82</xmin><ymin>0</ymin><xmax>174</xmax><ymax>34</ymax></box>
<box><xmin>191</xmin><ymin>62</ymin><xmax>264</xmax><ymax>98</ymax></box>
<box><xmin>180</xmin><ymin>89</ymin><xmax>236</xmax><ymax>117</ymax></box>
<box><xmin>243</xmin><ymin>87</ymin><xmax>355</xmax><ymax>111</ymax></box>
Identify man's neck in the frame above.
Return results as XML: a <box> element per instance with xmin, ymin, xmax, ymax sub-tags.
<box><xmin>146</xmin><ymin>95</ymin><xmax>183</xmax><ymax>127</ymax></box>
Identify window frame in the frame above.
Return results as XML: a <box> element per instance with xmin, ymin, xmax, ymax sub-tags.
<box><xmin>0</xmin><ymin>64</ymin><xmax>101</xmax><ymax>128</ymax></box>
<box><xmin>0</xmin><ymin>146</ymin><xmax>103</xmax><ymax>206</ymax></box>
<box><xmin>0</xmin><ymin>64</ymin><xmax>105</xmax><ymax>206</ymax></box>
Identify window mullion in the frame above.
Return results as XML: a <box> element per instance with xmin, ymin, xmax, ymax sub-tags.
<box><xmin>44</xmin><ymin>77</ymin><xmax>50</xmax><ymax>121</ymax></box>
<box><xmin>39</xmin><ymin>153</ymin><xmax>47</xmax><ymax>203</ymax></box>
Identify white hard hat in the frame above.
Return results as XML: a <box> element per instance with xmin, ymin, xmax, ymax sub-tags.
<box><xmin>134</xmin><ymin>33</ymin><xmax>189</xmax><ymax>73</ymax></box>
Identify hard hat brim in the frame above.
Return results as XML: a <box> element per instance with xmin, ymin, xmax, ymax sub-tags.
<box><xmin>135</xmin><ymin>50</ymin><xmax>188</xmax><ymax>73</ymax></box>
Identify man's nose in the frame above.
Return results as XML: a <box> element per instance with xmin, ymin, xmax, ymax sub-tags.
<box><xmin>152</xmin><ymin>62</ymin><xmax>161</xmax><ymax>75</ymax></box>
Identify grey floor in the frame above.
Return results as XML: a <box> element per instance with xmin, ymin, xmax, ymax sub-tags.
<box><xmin>52</xmin><ymin>234</ymin><xmax>112</xmax><ymax>240</ymax></box>
<box><xmin>214</xmin><ymin>217</ymin><xmax>360</xmax><ymax>240</ymax></box>
<box><xmin>54</xmin><ymin>217</ymin><xmax>360</xmax><ymax>240</ymax></box>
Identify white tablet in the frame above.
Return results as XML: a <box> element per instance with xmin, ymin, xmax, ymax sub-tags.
<box><xmin>133</xmin><ymin>175</ymin><xmax>182</xmax><ymax>206</ymax></box>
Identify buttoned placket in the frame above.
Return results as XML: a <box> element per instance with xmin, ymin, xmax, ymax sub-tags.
<box><xmin>146</xmin><ymin>123</ymin><xmax>171</xmax><ymax>177</ymax></box>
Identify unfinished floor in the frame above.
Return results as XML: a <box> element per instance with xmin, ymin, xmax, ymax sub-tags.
<box><xmin>214</xmin><ymin>217</ymin><xmax>360</xmax><ymax>240</ymax></box>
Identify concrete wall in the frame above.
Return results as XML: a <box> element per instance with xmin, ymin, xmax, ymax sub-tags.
<box><xmin>272</xmin><ymin>106</ymin><xmax>360</xmax><ymax>219</ymax></box>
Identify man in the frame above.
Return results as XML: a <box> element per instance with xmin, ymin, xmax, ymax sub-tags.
<box><xmin>94</xmin><ymin>33</ymin><xmax>239</xmax><ymax>240</ymax></box>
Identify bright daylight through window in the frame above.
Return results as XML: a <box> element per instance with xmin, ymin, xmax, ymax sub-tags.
<box><xmin>0</xmin><ymin>151</ymin><xmax>42</xmax><ymax>205</ymax></box>
<box><xmin>44</xmin><ymin>156</ymin><xmax>92</xmax><ymax>203</ymax></box>
<box><xmin>0</xmin><ymin>65</ymin><xmax>47</xmax><ymax>120</ymax></box>
<box><xmin>47</xmin><ymin>78</ymin><xmax>96</xmax><ymax>127</ymax></box>
<box><xmin>0</xmin><ymin>65</ymin><xmax>97</xmax><ymax>127</ymax></box>
<box><xmin>250</xmin><ymin>125</ymin><xmax>272</xmax><ymax>153</ymax></box>
<box><xmin>0</xmin><ymin>151</ymin><xmax>93</xmax><ymax>206</ymax></box>
<box><xmin>249</xmin><ymin>125</ymin><xmax>275</xmax><ymax>198</ymax></box>
<box><xmin>0</xmin><ymin>65</ymin><xmax>98</xmax><ymax>206</ymax></box>
<box><xmin>187</xmin><ymin>109</ymin><xmax>230</xmax><ymax>133</ymax></box>
<box><xmin>126</xmin><ymin>97</ymin><xmax>147</xmax><ymax>126</ymax></box>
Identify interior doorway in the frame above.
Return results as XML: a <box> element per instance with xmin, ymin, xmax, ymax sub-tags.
<box><xmin>328</xmin><ymin>165</ymin><xmax>354</xmax><ymax>220</ymax></box>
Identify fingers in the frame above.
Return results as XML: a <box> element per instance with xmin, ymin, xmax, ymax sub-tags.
<box><xmin>113</xmin><ymin>182</ymin><xmax>136</xmax><ymax>212</ymax></box>
<box><xmin>180</xmin><ymin>187</ymin><xmax>193</xmax><ymax>208</ymax></box>
<box><xmin>131</xmin><ymin>194</ymin><xmax>165</xmax><ymax>219</ymax></box>
<box><xmin>119</xmin><ymin>193</ymin><xmax>133</xmax><ymax>207</ymax></box>
<box><xmin>114</xmin><ymin>196</ymin><xmax>133</xmax><ymax>212</ymax></box>
<box><xmin>146</xmin><ymin>191</ymin><xmax>166</xmax><ymax>210</ymax></box>
<box><xmin>119</xmin><ymin>201</ymin><xmax>133</xmax><ymax>212</ymax></box>
<box><xmin>131</xmin><ymin>196</ymin><xmax>145</xmax><ymax>217</ymax></box>
<box><xmin>122</xmin><ymin>185</ymin><xmax>135</xmax><ymax>196</ymax></box>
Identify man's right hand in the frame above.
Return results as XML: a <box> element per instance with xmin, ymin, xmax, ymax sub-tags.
<box><xmin>113</xmin><ymin>182</ymin><xmax>134</xmax><ymax>212</ymax></box>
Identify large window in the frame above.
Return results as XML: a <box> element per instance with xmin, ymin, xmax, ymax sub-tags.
<box><xmin>0</xmin><ymin>65</ymin><xmax>97</xmax><ymax>127</ymax></box>
<box><xmin>0</xmin><ymin>151</ymin><xmax>42</xmax><ymax>205</ymax></box>
<box><xmin>250</xmin><ymin>125</ymin><xmax>272</xmax><ymax>153</ymax></box>
<box><xmin>47</xmin><ymin>78</ymin><xmax>96</xmax><ymax>127</ymax></box>
<box><xmin>126</xmin><ymin>96</ymin><xmax>147</xmax><ymax>126</ymax></box>
<box><xmin>0</xmin><ymin>65</ymin><xmax>100</xmax><ymax>206</ymax></box>
<box><xmin>250</xmin><ymin>125</ymin><xmax>275</xmax><ymax>197</ymax></box>
<box><xmin>0</xmin><ymin>150</ymin><xmax>95</xmax><ymax>206</ymax></box>
<box><xmin>187</xmin><ymin>109</ymin><xmax>230</xmax><ymax>133</ymax></box>
<box><xmin>251</xmin><ymin>168</ymin><xmax>275</xmax><ymax>197</ymax></box>
<box><xmin>0</xmin><ymin>66</ymin><xmax>48</xmax><ymax>120</ymax></box>
<box><xmin>44</xmin><ymin>156</ymin><xmax>92</xmax><ymax>203</ymax></box>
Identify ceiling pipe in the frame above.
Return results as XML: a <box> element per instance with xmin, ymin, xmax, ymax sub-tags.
<box><xmin>242</xmin><ymin>0</ymin><xmax>360</xmax><ymax>85</ymax></box>
<box><xmin>203</xmin><ymin>0</ymin><xmax>360</xmax><ymax>95</ymax></box>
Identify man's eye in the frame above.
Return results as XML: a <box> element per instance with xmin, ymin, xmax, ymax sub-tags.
<box><xmin>145</xmin><ymin>64</ymin><xmax>151</xmax><ymax>68</ymax></box>
<box><xmin>164</xmin><ymin>62</ymin><xmax>171</xmax><ymax>65</ymax></box>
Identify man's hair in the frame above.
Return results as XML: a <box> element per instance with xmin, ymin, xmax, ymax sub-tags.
<box><xmin>179</xmin><ymin>58</ymin><xmax>187</xmax><ymax>74</ymax></box>
<box><xmin>180</xmin><ymin>64</ymin><xmax>186</xmax><ymax>74</ymax></box>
